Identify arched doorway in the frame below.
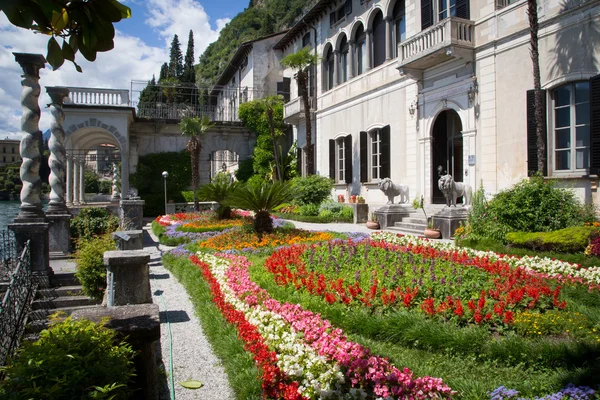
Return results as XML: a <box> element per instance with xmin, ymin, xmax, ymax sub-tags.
<box><xmin>431</xmin><ymin>109</ymin><xmax>463</xmax><ymax>203</ymax></box>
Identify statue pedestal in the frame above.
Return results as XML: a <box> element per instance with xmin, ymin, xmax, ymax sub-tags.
<box><xmin>119</xmin><ymin>199</ymin><xmax>145</xmax><ymax>230</ymax></box>
<box><xmin>433</xmin><ymin>207</ymin><xmax>468</xmax><ymax>239</ymax></box>
<box><xmin>374</xmin><ymin>204</ymin><xmax>415</xmax><ymax>230</ymax></box>
<box><xmin>349</xmin><ymin>203</ymin><xmax>369</xmax><ymax>224</ymax></box>
<box><xmin>9</xmin><ymin>221</ymin><xmax>51</xmax><ymax>284</ymax></box>
<box><xmin>47</xmin><ymin>213</ymin><xmax>72</xmax><ymax>257</ymax></box>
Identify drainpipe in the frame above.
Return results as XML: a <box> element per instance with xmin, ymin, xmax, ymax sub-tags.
<box><xmin>304</xmin><ymin>19</ymin><xmax>318</xmax><ymax>174</ymax></box>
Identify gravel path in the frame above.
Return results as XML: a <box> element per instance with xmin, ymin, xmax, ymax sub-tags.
<box><xmin>144</xmin><ymin>224</ymin><xmax>234</xmax><ymax>400</ymax></box>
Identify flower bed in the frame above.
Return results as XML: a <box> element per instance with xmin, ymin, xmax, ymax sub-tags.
<box><xmin>372</xmin><ymin>232</ymin><xmax>600</xmax><ymax>289</ymax></box>
<box><xmin>197</xmin><ymin>229</ymin><xmax>335</xmax><ymax>252</ymax></box>
<box><xmin>264</xmin><ymin>239</ymin><xmax>568</xmax><ymax>327</ymax></box>
<box><xmin>191</xmin><ymin>252</ymin><xmax>455</xmax><ymax>399</ymax></box>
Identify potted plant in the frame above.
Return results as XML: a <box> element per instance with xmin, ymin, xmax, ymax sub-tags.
<box><xmin>413</xmin><ymin>195</ymin><xmax>441</xmax><ymax>239</ymax></box>
<box><xmin>357</xmin><ymin>196</ymin><xmax>365</xmax><ymax>204</ymax></box>
<box><xmin>350</xmin><ymin>195</ymin><xmax>357</xmax><ymax>203</ymax></box>
<box><xmin>366</xmin><ymin>212</ymin><xmax>380</xmax><ymax>229</ymax></box>
<box><xmin>337</xmin><ymin>194</ymin><xmax>345</xmax><ymax>203</ymax></box>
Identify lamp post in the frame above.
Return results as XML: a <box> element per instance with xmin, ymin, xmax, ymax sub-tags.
<box><xmin>162</xmin><ymin>171</ymin><xmax>169</xmax><ymax>216</ymax></box>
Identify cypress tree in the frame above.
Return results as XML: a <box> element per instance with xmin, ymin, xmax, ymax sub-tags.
<box><xmin>183</xmin><ymin>30</ymin><xmax>195</xmax><ymax>84</ymax></box>
<box><xmin>168</xmin><ymin>34</ymin><xmax>184</xmax><ymax>79</ymax></box>
<box><xmin>159</xmin><ymin>62</ymin><xmax>168</xmax><ymax>81</ymax></box>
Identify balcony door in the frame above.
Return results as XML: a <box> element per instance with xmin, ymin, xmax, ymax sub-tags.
<box><xmin>431</xmin><ymin>109</ymin><xmax>463</xmax><ymax>204</ymax></box>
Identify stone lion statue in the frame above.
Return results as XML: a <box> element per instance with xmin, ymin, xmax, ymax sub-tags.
<box><xmin>438</xmin><ymin>174</ymin><xmax>472</xmax><ymax>207</ymax></box>
<box><xmin>378</xmin><ymin>177</ymin><xmax>409</xmax><ymax>204</ymax></box>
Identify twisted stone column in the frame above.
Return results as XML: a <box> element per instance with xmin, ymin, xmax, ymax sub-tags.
<box><xmin>14</xmin><ymin>53</ymin><xmax>46</xmax><ymax>221</ymax></box>
<box><xmin>46</xmin><ymin>87</ymin><xmax>69</xmax><ymax>214</ymax></box>
<box><xmin>111</xmin><ymin>162</ymin><xmax>120</xmax><ymax>200</ymax></box>
<box><xmin>66</xmin><ymin>154</ymin><xmax>73</xmax><ymax>205</ymax></box>
<box><xmin>79</xmin><ymin>158</ymin><xmax>85</xmax><ymax>204</ymax></box>
<box><xmin>73</xmin><ymin>156</ymin><xmax>80</xmax><ymax>205</ymax></box>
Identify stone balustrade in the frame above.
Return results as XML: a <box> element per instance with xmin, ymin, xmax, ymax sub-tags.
<box><xmin>64</xmin><ymin>87</ymin><xmax>130</xmax><ymax>106</ymax></box>
<box><xmin>283</xmin><ymin>96</ymin><xmax>305</xmax><ymax>123</ymax></box>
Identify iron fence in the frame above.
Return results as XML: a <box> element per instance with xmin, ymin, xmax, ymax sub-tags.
<box><xmin>0</xmin><ymin>237</ymin><xmax>35</xmax><ymax>372</ymax></box>
<box><xmin>0</xmin><ymin>230</ymin><xmax>17</xmax><ymax>282</ymax></box>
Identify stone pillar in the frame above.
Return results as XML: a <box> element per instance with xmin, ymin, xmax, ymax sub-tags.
<box><xmin>119</xmin><ymin>199</ymin><xmax>145</xmax><ymax>230</ymax></box>
<box><xmin>111</xmin><ymin>162</ymin><xmax>120</xmax><ymax>201</ymax></box>
<box><xmin>385</xmin><ymin>17</ymin><xmax>392</xmax><ymax>61</ymax></box>
<box><xmin>121</xmin><ymin>155</ymin><xmax>129</xmax><ymax>199</ymax></box>
<box><xmin>9</xmin><ymin>53</ymin><xmax>50</xmax><ymax>277</ymax></box>
<box><xmin>366</xmin><ymin>29</ymin><xmax>372</xmax><ymax>71</ymax></box>
<box><xmin>78</xmin><ymin>158</ymin><xmax>85</xmax><ymax>204</ymax></box>
<box><xmin>104</xmin><ymin>250</ymin><xmax>151</xmax><ymax>306</ymax></box>
<box><xmin>45</xmin><ymin>87</ymin><xmax>72</xmax><ymax>257</ymax></box>
<box><xmin>112</xmin><ymin>230</ymin><xmax>143</xmax><ymax>251</ymax></box>
<box><xmin>333</xmin><ymin>50</ymin><xmax>339</xmax><ymax>87</ymax></box>
<box><xmin>73</xmin><ymin>156</ymin><xmax>80</xmax><ymax>205</ymax></box>
<box><xmin>66</xmin><ymin>155</ymin><xmax>73</xmax><ymax>206</ymax></box>
<box><xmin>348</xmin><ymin>40</ymin><xmax>355</xmax><ymax>79</ymax></box>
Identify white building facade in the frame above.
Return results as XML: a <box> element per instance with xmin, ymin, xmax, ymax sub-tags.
<box><xmin>274</xmin><ymin>0</ymin><xmax>600</xmax><ymax>206</ymax></box>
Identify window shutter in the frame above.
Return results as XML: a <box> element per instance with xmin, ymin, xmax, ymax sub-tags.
<box><xmin>329</xmin><ymin>139</ymin><xmax>336</xmax><ymax>180</ymax></box>
<box><xmin>344</xmin><ymin>135</ymin><xmax>353</xmax><ymax>184</ymax></box>
<box><xmin>590</xmin><ymin>74</ymin><xmax>600</xmax><ymax>174</ymax></box>
<box><xmin>276</xmin><ymin>81</ymin><xmax>283</xmax><ymax>98</ymax></box>
<box><xmin>283</xmin><ymin>77</ymin><xmax>291</xmax><ymax>102</ymax></box>
<box><xmin>330</xmin><ymin>12</ymin><xmax>336</xmax><ymax>28</ymax></box>
<box><xmin>526</xmin><ymin>89</ymin><xmax>548</xmax><ymax>176</ymax></box>
<box><xmin>380</xmin><ymin>125</ymin><xmax>391</xmax><ymax>179</ymax></box>
<box><xmin>296</xmin><ymin>148</ymin><xmax>302</xmax><ymax>176</ymax></box>
<box><xmin>360</xmin><ymin>131</ymin><xmax>368</xmax><ymax>182</ymax></box>
<box><xmin>421</xmin><ymin>0</ymin><xmax>433</xmax><ymax>30</ymax></box>
<box><xmin>345</xmin><ymin>0</ymin><xmax>352</xmax><ymax>15</ymax></box>
<box><xmin>456</xmin><ymin>0</ymin><xmax>469</xmax><ymax>19</ymax></box>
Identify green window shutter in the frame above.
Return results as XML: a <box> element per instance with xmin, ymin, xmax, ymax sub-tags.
<box><xmin>329</xmin><ymin>139</ymin><xmax>336</xmax><ymax>180</ymax></box>
<box><xmin>360</xmin><ymin>131</ymin><xmax>368</xmax><ymax>182</ymax></box>
<box><xmin>380</xmin><ymin>125</ymin><xmax>391</xmax><ymax>179</ymax></box>
<box><xmin>344</xmin><ymin>134</ymin><xmax>353</xmax><ymax>184</ymax></box>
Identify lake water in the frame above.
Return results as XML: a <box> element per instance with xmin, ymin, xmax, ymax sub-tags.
<box><xmin>0</xmin><ymin>200</ymin><xmax>49</xmax><ymax>231</ymax></box>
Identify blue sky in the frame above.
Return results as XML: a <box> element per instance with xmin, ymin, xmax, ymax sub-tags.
<box><xmin>0</xmin><ymin>0</ymin><xmax>250</xmax><ymax>139</ymax></box>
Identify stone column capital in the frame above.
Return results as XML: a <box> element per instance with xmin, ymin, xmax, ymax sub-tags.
<box><xmin>46</xmin><ymin>86</ymin><xmax>70</xmax><ymax>105</ymax></box>
<box><xmin>13</xmin><ymin>53</ymin><xmax>46</xmax><ymax>77</ymax></box>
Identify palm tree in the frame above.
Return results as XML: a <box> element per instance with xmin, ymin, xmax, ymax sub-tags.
<box><xmin>226</xmin><ymin>181</ymin><xmax>294</xmax><ymax>234</ymax></box>
<box><xmin>197</xmin><ymin>180</ymin><xmax>238</xmax><ymax>219</ymax></box>
<box><xmin>281</xmin><ymin>47</ymin><xmax>318</xmax><ymax>175</ymax></box>
<box><xmin>262</xmin><ymin>95</ymin><xmax>285</xmax><ymax>182</ymax></box>
<box><xmin>180</xmin><ymin>116</ymin><xmax>213</xmax><ymax>211</ymax></box>
<box><xmin>528</xmin><ymin>0</ymin><xmax>545</xmax><ymax>172</ymax></box>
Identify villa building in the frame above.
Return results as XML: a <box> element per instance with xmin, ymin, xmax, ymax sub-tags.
<box><xmin>274</xmin><ymin>0</ymin><xmax>600</xmax><ymax>205</ymax></box>
<box><xmin>0</xmin><ymin>138</ymin><xmax>21</xmax><ymax>166</ymax></box>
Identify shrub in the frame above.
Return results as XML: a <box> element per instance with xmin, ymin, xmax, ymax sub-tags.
<box><xmin>70</xmin><ymin>207</ymin><xmax>119</xmax><ymax>244</ymax></box>
<box><xmin>506</xmin><ymin>226</ymin><xmax>599</xmax><ymax>253</ymax></box>
<box><xmin>74</xmin><ymin>234</ymin><xmax>116</xmax><ymax>299</ymax></box>
<box><xmin>297</xmin><ymin>203</ymin><xmax>320</xmax><ymax>216</ymax></box>
<box><xmin>99</xmin><ymin>180</ymin><xmax>112</xmax><ymax>194</ymax></box>
<box><xmin>84</xmin><ymin>169</ymin><xmax>100</xmax><ymax>193</ymax></box>
<box><xmin>235</xmin><ymin>158</ymin><xmax>254</xmax><ymax>182</ymax></box>
<box><xmin>0</xmin><ymin>315</ymin><xmax>135</xmax><ymax>399</ymax></box>
<box><xmin>290</xmin><ymin>175</ymin><xmax>333</xmax><ymax>205</ymax></box>
<box><xmin>465</xmin><ymin>185</ymin><xmax>510</xmax><ymax>243</ymax></box>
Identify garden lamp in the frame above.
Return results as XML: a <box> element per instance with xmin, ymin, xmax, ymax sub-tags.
<box><xmin>162</xmin><ymin>171</ymin><xmax>169</xmax><ymax>216</ymax></box>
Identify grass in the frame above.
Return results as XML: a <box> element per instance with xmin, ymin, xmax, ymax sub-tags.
<box><xmin>458</xmin><ymin>237</ymin><xmax>600</xmax><ymax>268</ymax></box>
<box><xmin>162</xmin><ymin>253</ymin><xmax>262</xmax><ymax>399</ymax></box>
<box><xmin>246</xmin><ymin>253</ymin><xmax>600</xmax><ymax>399</ymax></box>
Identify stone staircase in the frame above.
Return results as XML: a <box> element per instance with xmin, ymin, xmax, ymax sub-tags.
<box><xmin>386</xmin><ymin>204</ymin><xmax>448</xmax><ymax>236</ymax></box>
<box><xmin>25</xmin><ymin>272</ymin><xmax>102</xmax><ymax>340</ymax></box>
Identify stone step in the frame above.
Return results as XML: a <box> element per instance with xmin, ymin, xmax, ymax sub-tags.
<box><xmin>50</xmin><ymin>272</ymin><xmax>80</xmax><ymax>287</ymax></box>
<box><xmin>28</xmin><ymin>304</ymin><xmax>103</xmax><ymax>322</ymax></box>
<box><xmin>394</xmin><ymin>221</ymin><xmax>428</xmax><ymax>232</ymax></box>
<box><xmin>387</xmin><ymin>225</ymin><xmax>425</xmax><ymax>237</ymax></box>
<box><xmin>31</xmin><ymin>296</ymin><xmax>101</xmax><ymax>311</ymax></box>
<box><xmin>405</xmin><ymin>217</ymin><xmax>429</xmax><ymax>225</ymax></box>
<box><xmin>37</xmin><ymin>285</ymin><xmax>84</xmax><ymax>299</ymax></box>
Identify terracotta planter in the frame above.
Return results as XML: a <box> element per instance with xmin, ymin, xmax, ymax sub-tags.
<box><xmin>366</xmin><ymin>221</ymin><xmax>380</xmax><ymax>229</ymax></box>
<box><xmin>424</xmin><ymin>228</ymin><xmax>441</xmax><ymax>239</ymax></box>
<box><xmin>357</xmin><ymin>199</ymin><xmax>365</xmax><ymax>204</ymax></box>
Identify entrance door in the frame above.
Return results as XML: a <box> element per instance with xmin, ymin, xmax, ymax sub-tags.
<box><xmin>431</xmin><ymin>110</ymin><xmax>463</xmax><ymax>204</ymax></box>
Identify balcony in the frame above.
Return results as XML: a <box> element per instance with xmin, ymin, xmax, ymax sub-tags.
<box><xmin>283</xmin><ymin>97</ymin><xmax>305</xmax><ymax>124</ymax></box>
<box><xmin>64</xmin><ymin>87</ymin><xmax>130</xmax><ymax>106</ymax></box>
<box><xmin>397</xmin><ymin>17</ymin><xmax>475</xmax><ymax>79</ymax></box>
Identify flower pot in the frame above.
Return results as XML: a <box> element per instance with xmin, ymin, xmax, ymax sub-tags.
<box><xmin>424</xmin><ymin>228</ymin><xmax>441</xmax><ymax>239</ymax></box>
<box><xmin>366</xmin><ymin>221</ymin><xmax>380</xmax><ymax>229</ymax></box>
<box><xmin>357</xmin><ymin>199</ymin><xmax>365</xmax><ymax>204</ymax></box>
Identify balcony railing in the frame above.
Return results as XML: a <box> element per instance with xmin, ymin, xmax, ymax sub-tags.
<box><xmin>134</xmin><ymin>103</ymin><xmax>240</xmax><ymax>122</ymax></box>
<box><xmin>65</xmin><ymin>87</ymin><xmax>130</xmax><ymax>106</ymax></box>
<box><xmin>283</xmin><ymin>97</ymin><xmax>306</xmax><ymax>124</ymax></box>
<box><xmin>397</xmin><ymin>17</ymin><xmax>475</xmax><ymax>76</ymax></box>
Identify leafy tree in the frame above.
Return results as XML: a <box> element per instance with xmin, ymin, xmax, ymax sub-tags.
<box><xmin>161</xmin><ymin>77</ymin><xmax>179</xmax><ymax>105</ymax></box>
<box><xmin>183</xmin><ymin>30</ymin><xmax>196</xmax><ymax>84</ymax></box>
<box><xmin>180</xmin><ymin>116</ymin><xmax>213</xmax><ymax>211</ymax></box>
<box><xmin>263</xmin><ymin>95</ymin><xmax>285</xmax><ymax>182</ymax></box>
<box><xmin>1</xmin><ymin>0</ymin><xmax>131</xmax><ymax>71</ymax></box>
<box><xmin>168</xmin><ymin>34</ymin><xmax>184</xmax><ymax>79</ymax></box>
<box><xmin>226</xmin><ymin>181</ymin><xmax>294</xmax><ymax>234</ymax></box>
<box><xmin>280</xmin><ymin>47</ymin><xmax>317</xmax><ymax>174</ymax></box>
<box><xmin>527</xmin><ymin>0</ymin><xmax>545</xmax><ymax>173</ymax></box>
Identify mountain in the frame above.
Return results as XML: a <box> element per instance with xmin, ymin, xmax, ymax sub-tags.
<box><xmin>196</xmin><ymin>0</ymin><xmax>314</xmax><ymax>85</ymax></box>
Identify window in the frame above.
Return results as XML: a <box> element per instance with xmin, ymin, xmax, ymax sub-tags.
<box><xmin>422</xmin><ymin>0</ymin><xmax>469</xmax><ymax>30</ymax></box>
<box><xmin>2</xmin><ymin>147</ymin><xmax>5</xmax><ymax>153</ymax></box>
<box><xmin>553</xmin><ymin>82</ymin><xmax>590</xmax><ymax>171</ymax></box>
<box><xmin>324</xmin><ymin>46</ymin><xmax>334</xmax><ymax>91</ymax></box>
<box><xmin>496</xmin><ymin>0</ymin><xmax>519</xmax><ymax>9</ymax></box>
<box><xmin>393</xmin><ymin>0</ymin><xmax>406</xmax><ymax>57</ymax></box>
<box><xmin>11</xmin><ymin>147</ymin><xmax>14</xmax><ymax>153</ymax></box>
<box><xmin>302</xmin><ymin>32</ymin><xmax>311</xmax><ymax>48</ymax></box>
<box><xmin>338</xmin><ymin>36</ymin><xmax>349</xmax><ymax>84</ymax></box>
<box><xmin>438</xmin><ymin>0</ymin><xmax>457</xmax><ymax>20</ymax></box>
<box><xmin>329</xmin><ymin>135</ymin><xmax>352</xmax><ymax>183</ymax></box>
<box><xmin>329</xmin><ymin>0</ymin><xmax>352</xmax><ymax>27</ymax></box>
<box><xmin>355</xmin><ymin>25</ymin><xmax>367</xmax><ymax>76</ymax></box>
<box><xmin>360</xmin><ymin>126</ymin><xmax>390</xmax><ymax>182</ymax></box>
<box><xmin>372</xmin><ymin>11</ymin><xmax>385</xmax><ymax>68</ymax></box>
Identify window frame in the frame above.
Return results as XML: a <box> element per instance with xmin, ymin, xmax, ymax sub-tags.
<box><xmin>369</xmin><ymin>129</ymin><xmax>383</xmax><ymax>181</ymax></box>
<box><xmin>392</xmin><ymin>0</ymin><xmax>406</xmax><ymax>57</ymax></box>
<box><xmin>323</xmin><ymin>46</ymin><xmax>335</xmax><ymax>92</ymax></box>
<box><xmin>355</xmin><ymin>27</ymin><xmax>367</xmax><ymax>76</ymax></box>
<box><xmin>336</xmin><ymin>137</ymin><xmax>346</xmax><ymax>183</ymax></box>
<box><xmin>551</xmin><ymin>81</ymin><xmax>591</xmax><ymax>174</ymax></box>
<box><xmin>338</xmin><ymin>36</ymin><xmax>349</xmax><ymax>84</ymax></box>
